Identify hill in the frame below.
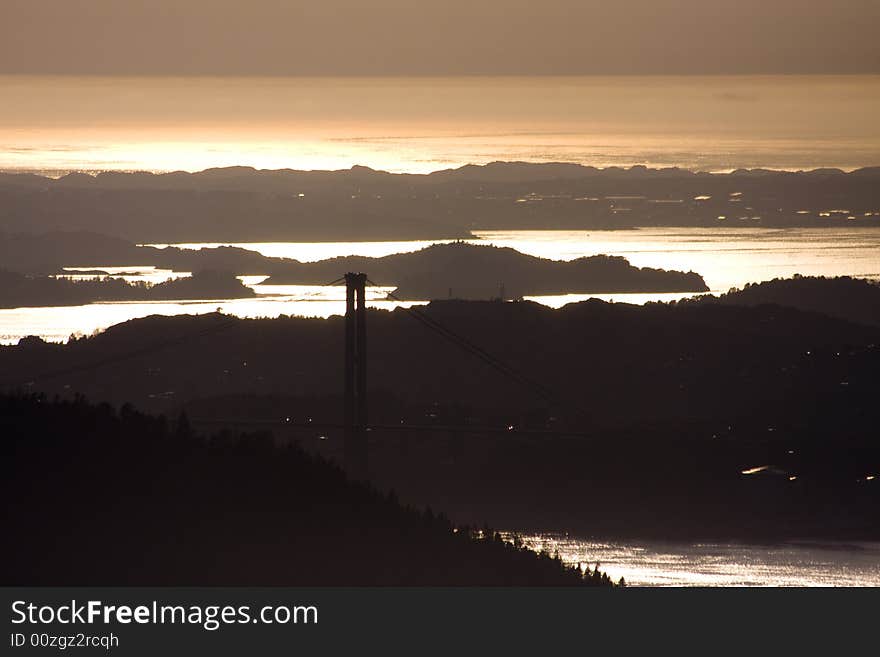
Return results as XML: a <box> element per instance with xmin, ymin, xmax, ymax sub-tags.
<box><xmin>0</xmin><ymin>270</ymin><xmax>255</xmax><ymax>309</ymax></box>
<box><xmin>0</xmin><ymin>230</ymin><xmax>143</xmax><ymax>273</ymax></box>
<box><xmin>0</xmin><ymin>232</ymin><xmax>708</xmax><ymax>299</ymax></box>
<box><xmin>0</xmin><ymin>393</ymin><xmax>612</xmax><ymax>586</ymax></box>
<box><xmin>2</xmin><ymin>297</ymin><xmax>878</xmax><ymax>539</ymax></box>
<box><xmin>690</xmin><ymin>275</ymin><xmax>880</xmax><ymax>327</ymax></box>
<box><xmin>2</xmin><ymin>163</ymin><xmax>879</xmax><ymax>241</ymax></box>
<box><xmin>263</xmin><ymin>241</ymin><xmax>709</xmax><ymax>298</ymax></box>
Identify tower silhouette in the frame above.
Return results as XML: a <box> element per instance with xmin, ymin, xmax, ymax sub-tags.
<box><xmin>344</xmin><ymin>272</ymin><xmax>368</xmax><ymax>480</ymax></box>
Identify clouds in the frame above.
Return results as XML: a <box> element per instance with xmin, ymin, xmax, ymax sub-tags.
<box><xmin>1</xmin><ymin>0</ymin><xmax>878</xmax><ymax>75</ymax></box>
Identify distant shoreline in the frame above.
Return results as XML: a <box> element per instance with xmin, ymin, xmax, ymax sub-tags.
<box><xmin>3</xmin><ymin>162</ymin><xmax>878</xmax><ymax>243</ymax></box>
<box><xmin>3</xmin><ymin>161</ymin><xmax>880</xmax><ymax>179</ymax></box>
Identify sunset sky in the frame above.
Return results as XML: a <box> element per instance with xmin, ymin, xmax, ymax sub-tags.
<box><xmin>2</xmin><ymin>0</ymin><xmax>878</xmax><ymax>76</ymax></box>
<box><xmin>2</xmin><ymin>1</ymin><xmax>879</xmax><ymax>174</ymax></box>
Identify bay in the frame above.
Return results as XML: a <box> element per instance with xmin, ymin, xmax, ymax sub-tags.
<box><xmin>2</xmin><ymin>227</ymin><xmax>879</xmax><ymax>344</ymax></box>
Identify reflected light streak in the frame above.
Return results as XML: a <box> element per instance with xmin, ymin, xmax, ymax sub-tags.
<box><xmin>503</xmin><ymin>533</ymin><xmax>880</xmax><ymax>587</ymax></box>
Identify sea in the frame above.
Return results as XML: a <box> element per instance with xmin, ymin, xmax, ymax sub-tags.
<box><xmin>2</xmin><ymin>73</ymin><xmax>879</xmax><ymax>342</ymax></box>
<box><xmin>2</xmin><ymin>74</ymin><xmax>879</xmax><ymax>175</ymax></box>
<box><xmin>3</xmin><ymin>74</ymin><xmax>880</xmax><ymax>585</ymax></box>
<box><xmin>505</xmin><ymin>534</ymin><xmax>880</xmax><ymax>587</ymax></box>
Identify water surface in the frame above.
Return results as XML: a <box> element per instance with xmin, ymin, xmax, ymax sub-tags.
<box><xmin>3</xmin><ymin>227</ymin><xmax>879</xmax><ymax>344</ymax></box>
<box><xmin>152</xmin><ymin>226</ymin><xmax>880</xmax><ymax>293</ymax></box>
<box><xmin>3</xmin><ymin>75</ymin><xmax>880</xmax><ymax>174</ymax></box>
<box><xmin>509</xmin><ymin>533</ymin><xmax>880</xmax><ymax>587</ymax></box>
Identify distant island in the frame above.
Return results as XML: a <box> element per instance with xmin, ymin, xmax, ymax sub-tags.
<box><xmin>2</xmin><ymin>163</ymin><xmax>879</xmax><ymax>242</ymax></box>
<box><xmin>0</xmin><ymin>230</ymin><xmax>279</xmax><ymax>275</ymax></box>
<box><xmin>263</xmin><ymin>242</ymin><xmax>709</xmax><ymax>299</ymax></box>
<box><xmin>0</xmin><ymin>270</ymin><xmax>254</xmax><ymax>309</ymax></box>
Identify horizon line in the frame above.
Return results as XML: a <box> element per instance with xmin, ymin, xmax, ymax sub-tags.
<box><xmin>3</xmin><ymin>72</ymin><xmax>880</xmax><ymax>80</ymax></box>
<box><xmin>2</xmin><ymin>160</ymin><xmax>879</xmax><ymax>180</ymax></box>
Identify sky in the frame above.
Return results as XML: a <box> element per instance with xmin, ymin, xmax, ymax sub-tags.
<box><xmin>2</xmin><ymin>0</ymin><xmax>878</xmax><ymax>76</ymax></box>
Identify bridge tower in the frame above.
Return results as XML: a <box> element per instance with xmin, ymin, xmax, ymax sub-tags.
<box><xmin>344</xmin><ymin>272</ymin><xmax>368</xmax><ymax>480</ymax></box>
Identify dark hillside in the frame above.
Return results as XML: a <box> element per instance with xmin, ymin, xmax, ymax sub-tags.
<box><xmin>692</xmin><ymin>276</ymin><xmax>880</xmax><ymax>327</ymax></box>
<box><xmin>2</xmin><ymin>164</ymin><xmax>879</xmax><ymax>241</ymax></box>
<box><xmin>0</xmin><ymin>270</ymin><xmax>254</xmax><ymax>308</ymax></box>
<box><xmin>1</xmin><ymin>394</ymin><xmax>609</xmax><ymax>586</ymax></box>
<box><xmin>2</xmin><ymin>298</ymin><xmax>878</xmax><ymax>539</ymax></box>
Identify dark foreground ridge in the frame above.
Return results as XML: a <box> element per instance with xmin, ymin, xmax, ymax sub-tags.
<box><xmin>688</xmin><ymin>275</ymin><xmax>880</xmax><ymax>327</ymax></box>
<box><xmin>0</xmin><ymin>394</ymin><xmax>614</xmax><ymax>586</ymax></box>
<box><xmin>2</xmin><ymin>281</ymin><xmax>878</xmax><ymax>540</ymax></box>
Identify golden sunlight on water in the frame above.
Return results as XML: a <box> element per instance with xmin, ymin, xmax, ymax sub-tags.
<box><xmin>2</xmin><ymin>75</ymin><xmax>880</xmax><ymax>174</ymax></box>
<box><xmin>474</xmin><ymin>228</ymin><xmax>880</xmax><ymax>292</ymax></box>
<box><xmin>150</xmin><ymin>226</ymin><xmax>880</xmax><ymax>292</ymax></box>
<box><xmin>58</xmin><ymin>266</ymin><xmax>190</xmax><ymax>284</ymax></box>
<box><xmin>0</xmin><ymin>286</ymin><xmax>422</xmax><ymax>345</ymax></box>
<box><xmin>507</xmin><ymin>534</ymin><xmax>880</xmax><ymax>587</ymax></box>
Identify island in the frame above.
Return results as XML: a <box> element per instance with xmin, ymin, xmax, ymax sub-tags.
<box><xmin>263</xmin><ymin>242</ymin><xmax>710</xmax><ymax>299</ymax></box>
<box><xmin>0</xmin><ymin>270</ymin><xmax>255</xmax><ymax>309</ymax></box>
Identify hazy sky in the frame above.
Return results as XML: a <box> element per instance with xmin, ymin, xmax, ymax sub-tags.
<box><xmin>2</xmin><ymin>0</ymin><xmax>878</xmax><ymax>76</ymax></box>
